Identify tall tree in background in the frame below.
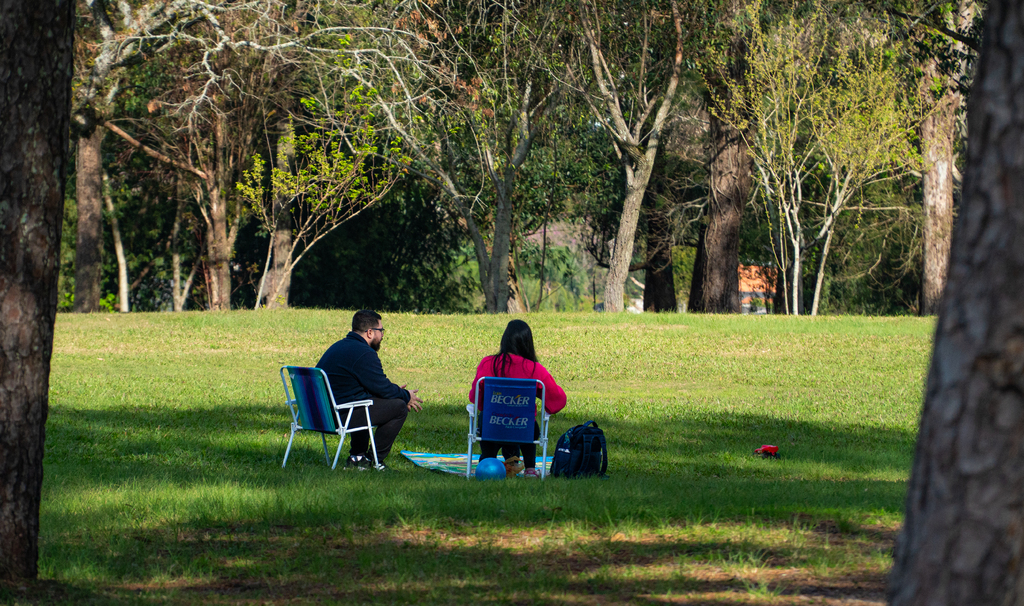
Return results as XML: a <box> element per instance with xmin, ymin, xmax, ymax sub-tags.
<box><xmin>690</xmin><ymin>0</ymin><xmax>751</xmax><ymax>314</ymax></box>
<box><xmin>887</xmin><ymin>0</ymin><xmax>1024</xmax><ymax>600</ymax></box>
<box><xmin>915</xmin><ymin>0</ymin><xmax>977</xmax><ymax>315</ymax></box>
<box><xmin>71</xmin><ymin>0</ymin><xmax>202</xmax><ymax>312</ymax></box>
<box><xmin>346</xmin><ymin>1</ymin><xmax>560</xmax><ymax>313</ymax></box>
<box><xmin>0</xmin><ymin>0</ymin><xmax>74</xmax><ymax>578</ymax></box>
<box><xmin>712</xmin><ymin>4</ymin><xmax>922</xmax><ymax>314</ymax></box>
<box><xmin>567</xmin><ymin>0</ymin><xmax>687</xmax><ymax>312</ymax></box>
<box><xmin>238</xmin><ymin>109</ymin><xmax>403</xmax><ymax>308</ymax></box>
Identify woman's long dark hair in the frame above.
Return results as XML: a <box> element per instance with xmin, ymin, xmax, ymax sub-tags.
<box><xmin>490</xmin><ymin>319</ymin><xmax>538</xmax><ymax>377</ymax></box>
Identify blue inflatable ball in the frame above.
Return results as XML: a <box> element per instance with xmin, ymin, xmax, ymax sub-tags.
<box><xmin>475</xmin><ymin>458</ymin><xmax>506</xmax><ymax>481</ymax></box>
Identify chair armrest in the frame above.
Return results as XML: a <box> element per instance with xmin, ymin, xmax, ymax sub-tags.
<box><xmin>335</xmin><ymin>399</ymin><xmax>374</xmax><ymax>409</ymax></box>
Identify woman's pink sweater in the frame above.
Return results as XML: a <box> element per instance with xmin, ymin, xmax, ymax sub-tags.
<box><xmin>468</xmin><ymin>353</ymin><xmax>566</xmax><ymax>414</ymax></box>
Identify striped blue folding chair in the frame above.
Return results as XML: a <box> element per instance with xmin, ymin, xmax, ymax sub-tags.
<box><xmin>280</xmin><ymin>366</ymin><xmax>378</xmax><ymax>469</ymax></box>
<box><xmin>466</xmin><ymin>376</ymin><xmax>551</xmax><ymax>479</ymax></box>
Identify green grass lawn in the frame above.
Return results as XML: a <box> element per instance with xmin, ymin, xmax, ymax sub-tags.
<box><xmin>11</xmin><ymin>311</ymin><xmax>933</xmax><ymax>605</ymax></box>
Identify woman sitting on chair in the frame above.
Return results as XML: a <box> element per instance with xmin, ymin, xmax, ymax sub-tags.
<box><xmin>468</xmin><ymin>319</ymin><xmax>567</xmax><ymax>478</ymax></box>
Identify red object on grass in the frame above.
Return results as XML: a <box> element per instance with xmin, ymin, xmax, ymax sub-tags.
<box><xmin>754</xmin><ymin>444</ymin><xmax>780</xmax><ymax>458</ymax></box>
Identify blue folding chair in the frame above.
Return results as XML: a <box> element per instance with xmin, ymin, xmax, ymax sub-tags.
<box><xmin>280</xmin><ymin>366</ymin><xmax>378</xmax><ymax>469</ymax></box>
<box><xmin>466</xmin><ymin>376</ymin><xmax>550</xmax><ymax>479</ymax></box>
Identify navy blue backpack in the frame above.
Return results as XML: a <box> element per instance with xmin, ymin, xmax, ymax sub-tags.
<box><xmin>549</xmin><ymin>421</ymin><xmax>608</xmax><ymax>478</ymax></box>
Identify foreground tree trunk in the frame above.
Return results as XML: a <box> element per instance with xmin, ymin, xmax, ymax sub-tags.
<box><xmin>73</xmin><ymin>127</ymin><xmax>104</xmax><ymax>312</ymax></box>
<box><xmin>693</xmin><ymin>115</ymin><xmax>749</xmax><ymax>313</ymax></box>
<box><xmin>0</xmin><ymin>0</ymin><xmax>74</xmax><ymax>579</ymax></box>
<box><xmin>888</xmin><ymin>0</ymin><xmax>1024</xmax><ymax>602</ymax></box>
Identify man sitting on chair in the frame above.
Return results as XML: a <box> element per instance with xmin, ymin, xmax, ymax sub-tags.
<box><xmin>316</xmin><ymin>309</ymin><xmax>424</xmax><ymax>470</ymax></box>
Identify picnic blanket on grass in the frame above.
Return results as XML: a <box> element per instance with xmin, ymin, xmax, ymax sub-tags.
<box><xmin>400</xmin><ymin>450</ymin><xmax>553</xmax><ymax>477</ymax></box>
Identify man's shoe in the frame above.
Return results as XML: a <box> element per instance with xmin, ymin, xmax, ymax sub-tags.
<box><xmin>345</xmin><ymin>454</ymin><xmax>371</xmax><ymax>471</ymax></box>
<box><xmin>523</xmin><ymin>468</ymin><xmax>540</xmax><ymax>479</ymax></box>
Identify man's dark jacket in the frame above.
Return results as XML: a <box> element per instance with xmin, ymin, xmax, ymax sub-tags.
<box><xmin>316</xmin><ymin>332</ymin><xmax>410</xmax><ymax>404</ymax></box>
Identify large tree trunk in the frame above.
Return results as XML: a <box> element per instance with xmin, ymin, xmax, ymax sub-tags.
<box><xmin>505</xmin><ymin>249</ymin><xmax>526</xmax><ymax>313</ymax></box>
<box><xmin>204</xmin><ymin>184</ymin><xmax>232</xmax><ymax>311</ymax></box>
<box><xmin>888</xmin><ymin>1</ymin><xmax>1024</xmax><ymax>602</ymax></box>
<box><xmin>0</xmin><ymin>0</ymin><xmax>74</xmax><ymax>579</ymax></box>
<box><xmin>693</xmin><ymin>115</ymin><xmax>749</xmax><ymax>313</ymax></box>
<box><xmin>201</xmin><ymin>114</ymin><xmax>234</xmax><ymax>311</ymax></box>
<box><xmin>919</xmin><ymin>59</ymin><xmax>959</xmax><ymax>316</ymax></box>
<box><xmin>73</xmin><ymin>126</ymin><xmax>104</xmax><ymax>313</ymax></box>
<box><xmin>605</xmin><ymin>165</ymin><xmax>655</xmax><ymax>313</ymax></box>
<box><xmin>487</xmin><ymin>187</ymin><xmax>514</xmax><ymax>313</ymax></box>
<box><xmin>264</xmin><ymin>213</ymin><xmax>292</xmax><ymax>309</ymax></box>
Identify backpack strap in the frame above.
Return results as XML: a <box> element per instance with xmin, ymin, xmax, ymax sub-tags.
<box><xmin>596</xmin><ymin>430</ymin><xmax>608</xmax><ymax>476</ymax></box>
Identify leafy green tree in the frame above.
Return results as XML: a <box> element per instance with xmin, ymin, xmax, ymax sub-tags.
<box><xmin>711</xmin><ymin>3</ymin><xmax>923</xmax><ymax>314</ymax></box>
<box><xmin>562</xmin><ymin>0</ymin><xmax>691</xmax><ymax>312</ymax></box>
<box><xmin>237</xmin><ymin>105</ymin><xmax>404</xmax><ymax>309</ymax></box>
<box><xmin>334</xmin><ymin>0</ymin><xmax>562</xmax><ymax>313</ymax></box>
<box><xmin>284</xmin><ymin>184</ymin><xmax>476</xmax><ymax>313</ymax></box>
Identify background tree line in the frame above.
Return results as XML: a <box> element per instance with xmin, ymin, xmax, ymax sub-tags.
<box><xmin>63</xmin><ymin>0</ymin><xmax>982</xmax><ymax>316</ymax></box>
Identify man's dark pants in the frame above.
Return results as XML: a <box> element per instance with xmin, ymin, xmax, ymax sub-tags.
<box><xmin>348</xmin><ymin>397</ymin><xmax>408</xmax><ymax>462</ymax></box>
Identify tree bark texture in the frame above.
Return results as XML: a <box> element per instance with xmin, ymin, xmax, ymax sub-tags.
<box><xmin>693</xmin><ymin>115</ymin><xmax>749</xmax><ymax>313</ymax></box>
<box><xmin>604</xmin><ymin>166</ymin><xmax>654</xmax><ymax>313</ymax></box>
<box><xmin>264</xmin><ymin>122</ymin><xmax>295</xmax><ymax>309</ymax></box>
<box><xmin>0</xmin><ymin>0</ymin><xmax>74</xmax><ymax>579</ymax></box>
<box><xmin>200</xmin><ymin>113</ymin><xmax>237</xmax><ymax>311</ymax></box>
<box><xmin>888</xmin><ymin>1</ymin><xmax>1024</xmax><ymax>603</ymax></box>
<box><xmin>919</xmin><ymin>59</ymin><xmax>959</xmax><ymax>317</ymax></box>
<box><xmin>73</xmin><ymin>127</ymin><xmax>104</xmax><ymax>313</ymax></box>
<box><xmin>643</xmin><ymin>204</ymin><xmax>677</xmax><ymax>313</ymax></box>
<box><xmin>488</xmin><ymin>189</ymin><xmax>514</xmax><ymax>313</ymax></box>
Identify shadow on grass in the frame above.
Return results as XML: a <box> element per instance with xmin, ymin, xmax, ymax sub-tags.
<box><xmin>25</xmin><ymin>523</ymin><xmax>889</xmax><ymax>605</ymax></box>
<box><xmin>45</xmin><ymin>399</ymin><xmax>914</xmax><ymax>482</ymax></box>
<box><xmin>40</xmin><ymin>395</ymin><xmax>904</xmax><ymax>603</ymax></box>
<box><xmin>41</xmin><ymin>400</ymin><xmax>912</xmax><ymax>536</ymax></box>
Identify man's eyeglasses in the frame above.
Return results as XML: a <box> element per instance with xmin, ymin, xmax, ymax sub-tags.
<box><xmin>368</xmin><ymin>327</ymin><xmax>386</xmax><ymax>334</ymax></box>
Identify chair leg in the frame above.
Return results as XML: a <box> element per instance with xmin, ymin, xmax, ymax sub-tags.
<box><xmin>364</xmin><ymin>407</ymin><xmax>379</xmax><ymax>468</ymax></box>
<box><xmin>466</xmin><ymin>413</ymin><xmax>476</xmax><ymax>479</ymax></box>
<box><xmin>331</xmin><ymin>431</ymin><xmax>345</xmax><ymax>470</ymax></box>
<box><xmin>282</xmin><ymin>425</ymin><xmax>298</xmax><ymax>468</ymax></box>
<box><xmin>321</xmin><ymin>434</ymin><xmax>330</xmax><ymax>465</ymax></box>
<box><xmin>540</xmin><ymin>437</ymin><xmax>548</xmax><ymax>479</ymax></box>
